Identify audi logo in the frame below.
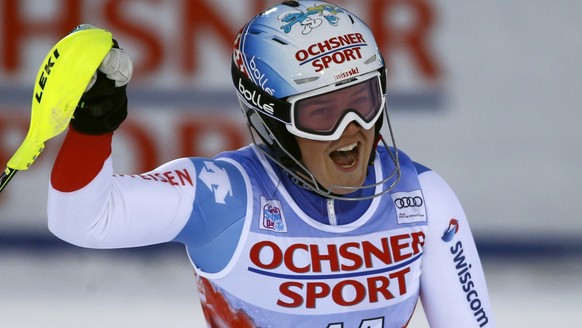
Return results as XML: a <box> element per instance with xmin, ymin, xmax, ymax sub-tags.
<box><xmin>394</xmin><ymin>196</ymin><xmax>423</xmax><ymax>209</ymax></box>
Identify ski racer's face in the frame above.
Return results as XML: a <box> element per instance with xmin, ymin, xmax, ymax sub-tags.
<box><xmin>292</xmin><ymin>77</ymin><xmax>380</xmax><ymax>194</ymax></box>
<box><xmin>296</xmin><ymin>120</ymin><xmax>375</xmax><ymax>195</ymax></box>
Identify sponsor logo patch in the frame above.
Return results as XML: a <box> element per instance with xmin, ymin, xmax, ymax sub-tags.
<box><xmin>391</xmin><ymin>190</ymin><xmax>426</xmax><ymax>224</ymax></box>
<box><xmin>259</xmin><ymin>197</ymin><xmax>288</xmax><ymax>232</ymax></box>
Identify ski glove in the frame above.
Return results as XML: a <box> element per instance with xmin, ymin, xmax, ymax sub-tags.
<box><xmin>71</xmin><ymin>40</ymin><xmax>133</xmax><ymax>135</ymax></box>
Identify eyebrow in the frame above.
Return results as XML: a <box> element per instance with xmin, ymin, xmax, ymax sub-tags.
<box><xmin>301</xmin><ymin>97</ymin><xmax>333</xmax><ymax>107</ymax></box>
<box><xmin>302</xmin><ymin>82</ymin><xmax>371</xmax><ymax>107</ymax></box>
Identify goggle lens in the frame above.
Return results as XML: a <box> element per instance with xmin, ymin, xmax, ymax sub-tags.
<box><xmin>291</xmin><ymin>75</ymin><xmax>383</xmax><ymax>139</ymax></box>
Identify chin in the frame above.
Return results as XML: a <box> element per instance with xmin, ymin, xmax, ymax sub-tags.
<box><xmin>329</xmin><ymin>175</ymin><xmax>367</xmax><ymax>195</ymax></box>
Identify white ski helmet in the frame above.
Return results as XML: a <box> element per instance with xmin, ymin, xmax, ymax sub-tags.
<box><xmin>231</xmin><ymin>0</ymin><xmax>400</xmax><ymax>199</ymax></box>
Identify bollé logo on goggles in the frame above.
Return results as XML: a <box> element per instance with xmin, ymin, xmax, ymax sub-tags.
<box><xmin>238</xmin><ymin>78</ymin><xmax>275</xmax><ymax>115</ymax></box>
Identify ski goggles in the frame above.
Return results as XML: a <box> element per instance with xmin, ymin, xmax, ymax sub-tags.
<box><xmin>286</xmin><ymin>71</ymin><xmax>385</xmax><ymax>141</ymax></box>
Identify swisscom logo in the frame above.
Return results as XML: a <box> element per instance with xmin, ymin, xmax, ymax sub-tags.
<box><xmin>441</xmin><ymin>218</ymin><xmax>459</xmax><ymax>242</ymax></box>
<box><xmin>441</xmin><ymin>218</ymin><xmax>491</xmax><ymax>327</ymax></box>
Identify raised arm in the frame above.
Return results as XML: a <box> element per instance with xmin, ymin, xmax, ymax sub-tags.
<box><xmin>47</xmin><ymin>38</ymin><xmax>194</xmax><ymax>249</ymax></box>
<box><xmin>47</xmin><ymin>128</ymin><xmax>197</xmax><ymax>248</ymax></box>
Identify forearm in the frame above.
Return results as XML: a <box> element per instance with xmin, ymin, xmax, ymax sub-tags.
<box><xmin>419</xmin><ymin>171</ymin><xmax>496</xmax><ymax>327</ymax></box>
<box><xmin>51</xmin><ymin>128</ymin><xmax>112</xmax><ymax>192</ymax></box>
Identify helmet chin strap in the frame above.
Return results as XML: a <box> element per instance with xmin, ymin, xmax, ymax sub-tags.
<box><xmin>247</xmin><ymin>103</ymin><xmax>401</xmax><ymax>201</ymax></box>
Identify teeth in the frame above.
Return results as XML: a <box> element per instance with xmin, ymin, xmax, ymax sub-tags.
<box><xmin>340</xmin><ymin>162</ymin><xmax>356</xmax><ymax>168</ymax></box>
<box><xmin>336</xmin><ymin>142</ymin><xmax>358</xmax><ymax>152</ymax></box>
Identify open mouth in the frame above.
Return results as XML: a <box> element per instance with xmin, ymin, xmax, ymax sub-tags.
<box><xmin>329</xmin><ymin>142</ymin><xmax>359</xmax><ymax>168</ymax></box>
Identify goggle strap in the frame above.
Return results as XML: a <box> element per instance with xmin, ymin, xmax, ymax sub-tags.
<box><xmin>231</xmin><ymin>60</ymin><xmax>291</xmax><ymax>123</ymax></box>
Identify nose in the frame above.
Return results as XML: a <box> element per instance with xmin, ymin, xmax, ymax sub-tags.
<box><xmin>341</xmin><ymin>121</ymin><xmax>362</xmax><ymax>136</ymax></box>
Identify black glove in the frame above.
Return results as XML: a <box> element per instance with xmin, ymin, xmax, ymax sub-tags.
<box><xmin>71</xmin><ymin>41</ymin><xmax>132</xmax><ymax>135</ymax></box>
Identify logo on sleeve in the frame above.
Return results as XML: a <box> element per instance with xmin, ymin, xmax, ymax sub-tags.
<box><xmin>444</xmin><ymin>218</ymin><xmax>491</xmax><ymax>327</ymax></box>
<box><xmin>259</xmin><ymin>197</ymin><xmax>287</xmax><ymax>232</ymax></box>
<box><xmin>441</xmin><ymin>218</ymin><xmax>459</xmax><ymax>242</ymax></box>
<box><xmin>198</xmin><ymin>161</ymin><xmax>233</xmax><ymax>204</ymax></box>
<box><xmin>391</xmin><ymin>190</ymin><xmax>426</xmax><ymax>224</ymax></box>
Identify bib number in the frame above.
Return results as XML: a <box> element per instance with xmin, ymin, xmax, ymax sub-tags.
<box><xmin>327</xmin><ymin>317</ymin><xmax>384</xmax><ymax>328</ymax></box>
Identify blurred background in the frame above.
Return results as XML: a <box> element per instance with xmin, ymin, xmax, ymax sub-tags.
<box><xmin>0</xmin><ymin>0</ymin><xmax>581</xmax><ymax>327</ymax></box>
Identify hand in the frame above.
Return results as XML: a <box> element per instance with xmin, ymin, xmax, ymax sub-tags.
<box><xmin>71</xmin><ymin>40</ymin><xmax>133</xmax><ymax>135</ymax></box>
